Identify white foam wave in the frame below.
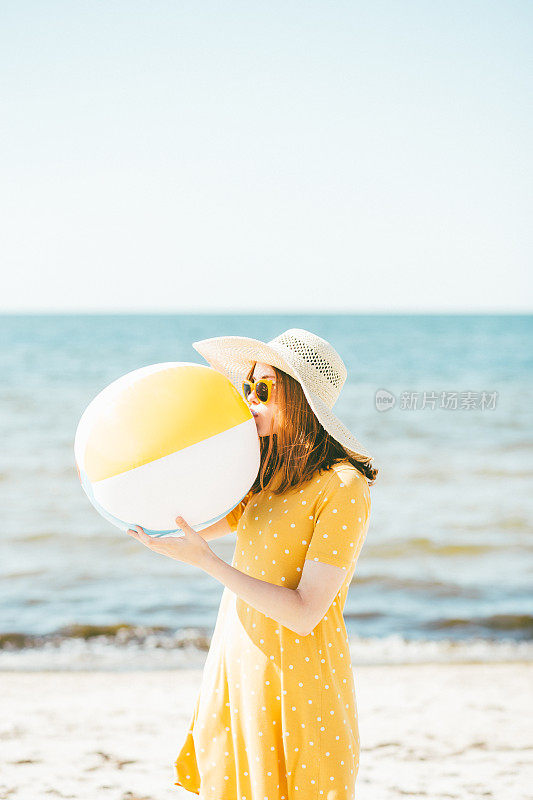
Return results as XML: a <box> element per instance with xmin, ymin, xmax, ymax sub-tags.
<box><xmin>0</xmin><ymin>632</ymin><xmax>531</xmax><ymax>671</ymax></box>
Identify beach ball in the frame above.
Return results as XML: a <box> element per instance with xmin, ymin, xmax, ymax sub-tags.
<box><xmin>74</xmin><ymin>362</ymin><xmax>260</xmax><ymax>537</ymax></box>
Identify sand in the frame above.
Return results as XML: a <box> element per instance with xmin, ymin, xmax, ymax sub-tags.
<box><xmin>2</xmin><ymin>662</ymin><xmax>532</xmax><ymax>800</ymax></box>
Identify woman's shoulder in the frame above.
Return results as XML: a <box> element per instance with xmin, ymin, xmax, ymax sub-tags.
<box><xmin>322</xmin><ymin>460</ymin><xmax>370</xmax><ymax>493</ymax></box>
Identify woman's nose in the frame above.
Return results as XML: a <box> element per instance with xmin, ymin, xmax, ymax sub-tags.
<box><xmin>248</xmin><ymin>387</ymin><xmax>262</xmax><ymax>404</ymax></box>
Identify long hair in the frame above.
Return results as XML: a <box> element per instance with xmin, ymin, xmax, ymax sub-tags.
<box><xmin>246</xmin><ymin>362</ymin><xmax>379</xmax><ymax>496</ymax></box>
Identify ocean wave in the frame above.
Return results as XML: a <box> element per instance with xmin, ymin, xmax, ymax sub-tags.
<box><xmin>370</xmin><ymin>537</ymin><xmax>532</xmax><ymax>556</ymax></box>
<box><xmin>0</xmin><ymin>625</ymin><xmax>532</xmax><ymax>671</ymax></box>
<box><xmin>0</xmin><ymin>622</ymin><xmax>210</xmax><ymax>651</ymax></box>
<box><xmin>351</xmin><ymin>574</ymin><xmax>483</xmax><ymax>598</ymax></box>
<box><xmin>423</xmin><ymin>613</ymin><xmax>533</xmax><ymax>638</ymax></box>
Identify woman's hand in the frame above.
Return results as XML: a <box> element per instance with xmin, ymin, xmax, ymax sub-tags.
<box><xmin>126</xmin><ymin>516</ymin><xmax>213</xmax><ymax>569</ymax></box>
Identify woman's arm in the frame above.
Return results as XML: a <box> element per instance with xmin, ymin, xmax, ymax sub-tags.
<box><xmin>198</xmin><ymin>518</ymin><xmax>233</xmax><ymax>541</ymax></box>
<box><xmin>202</xmin><ymin>549</ymin><xmax>308</xmax><ymax>636</ymax></box>
<box><xmin>127</xmin><ymin>517</ymin><xmax>308</xmax><ymax>636</ymax></box>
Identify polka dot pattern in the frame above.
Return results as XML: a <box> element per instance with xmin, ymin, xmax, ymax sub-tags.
<box><xmin>174</xmin><ymin>461</ymin><xmax>370</xmax><ymax>799</ymax></box>
<box><xmin>304</xmin><ymin>468</ymin><xmax>370</xmax><ymax>571</ymax></box>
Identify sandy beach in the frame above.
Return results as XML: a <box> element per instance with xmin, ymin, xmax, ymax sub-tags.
<box><xmin>2</xmin><ymin>662</ymin><xmax>532</xmax><ymax>800</ymax></box>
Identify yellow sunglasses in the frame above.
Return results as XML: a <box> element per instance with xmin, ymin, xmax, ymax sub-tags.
<box><xmin>242</xmin><ymin>378</ymin><xmax>275</xmax><ymax>404</ymax></box>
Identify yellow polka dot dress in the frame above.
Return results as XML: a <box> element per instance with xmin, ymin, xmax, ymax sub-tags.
<box><xmin>174</xmin><ymin>460</ymin><xmax>371</xmax><ymax>799</ymax></box>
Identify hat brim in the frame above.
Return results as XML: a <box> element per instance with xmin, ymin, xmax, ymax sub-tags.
<box><xmin>192</xmin><ymin>335</ymin><xmax>373</xmax><ymax>460</ymax></box>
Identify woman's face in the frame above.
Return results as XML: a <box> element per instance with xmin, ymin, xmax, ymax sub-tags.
<box><xmin>247</xmin><ymin>362</ymin><xmax>279</xmax><ymax>437</ymax></box>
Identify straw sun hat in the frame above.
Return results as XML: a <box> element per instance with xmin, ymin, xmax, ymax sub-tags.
<box><xmin>192</xmin><ymin>327</ymin><xmax>373</xmax><ymax>461</ymax></box>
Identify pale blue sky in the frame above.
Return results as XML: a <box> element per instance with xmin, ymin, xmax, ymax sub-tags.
<box><xmin>1</xmin><ymin>1</ymin><xmax>531</xmax><ymax>313</ymax></box>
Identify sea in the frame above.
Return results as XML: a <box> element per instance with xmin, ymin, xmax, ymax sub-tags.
<box><xmin>0</xmin><ymin>313</ymin><xmax>532</xmax><ymax>670</ymax></box>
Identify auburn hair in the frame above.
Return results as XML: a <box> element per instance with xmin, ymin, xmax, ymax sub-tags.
<box><xmin>245</xmin><ymin>362</ymin><xmax>378</xmax><ymax>496</ymax></box>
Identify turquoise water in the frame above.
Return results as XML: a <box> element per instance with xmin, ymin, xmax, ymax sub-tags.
<box><xmin>1</xmin><ymin>313</ymin><xmax>532</xmax><ymax>668</ymax></box>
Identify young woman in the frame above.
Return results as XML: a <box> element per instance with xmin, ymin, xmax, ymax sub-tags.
<box><xmin>127</xmin><ymin>327</ymin><xmax>378</xmax><ymax>800</ymax></box>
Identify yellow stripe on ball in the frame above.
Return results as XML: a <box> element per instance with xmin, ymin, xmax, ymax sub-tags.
<box><xmin>83</xmin><ymin>364</ymin><xmax>249</xmax><ymax>481</ymax></box>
